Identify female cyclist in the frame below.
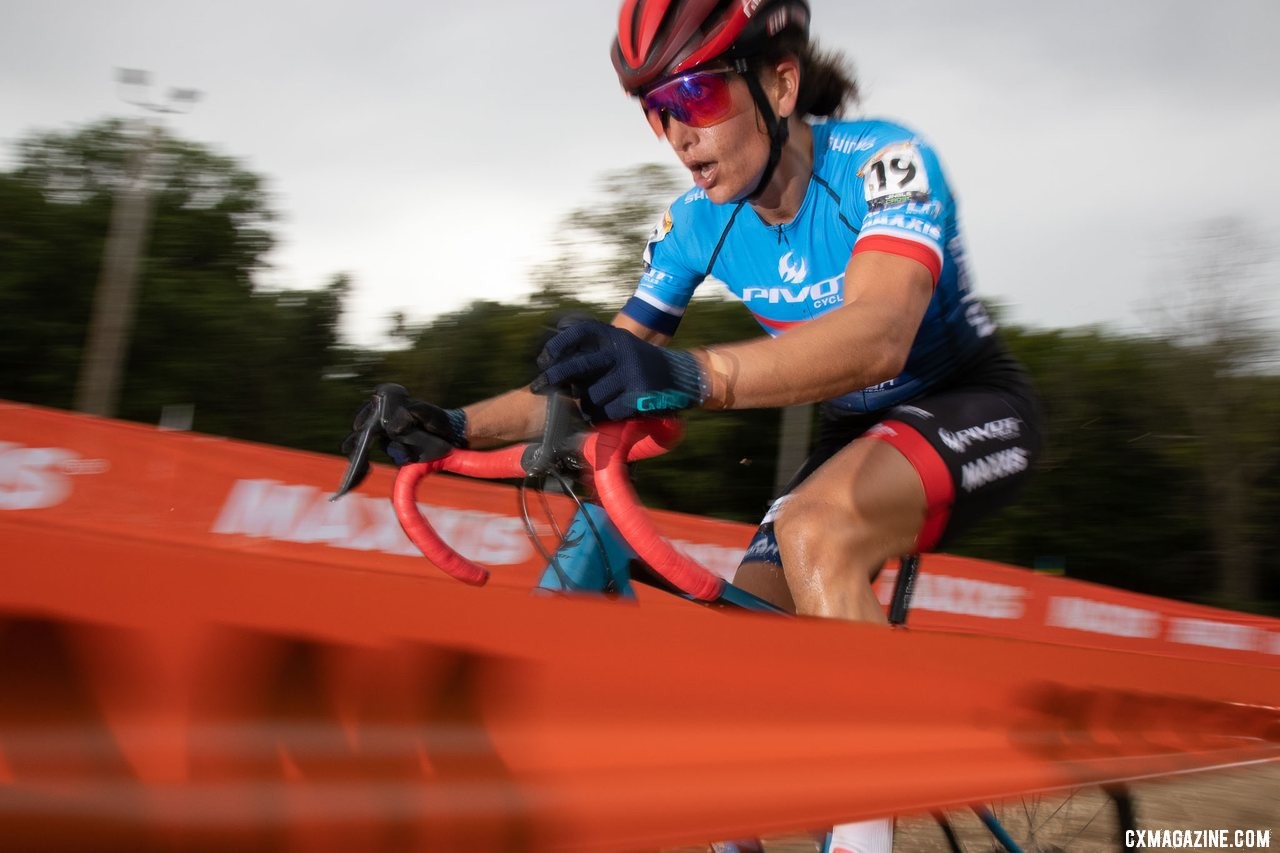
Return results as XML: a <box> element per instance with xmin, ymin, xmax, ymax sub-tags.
<box><xmin>345</xmin><ymin>1</ymin><xmax>1042</xmax><ymax>850</ymax></box>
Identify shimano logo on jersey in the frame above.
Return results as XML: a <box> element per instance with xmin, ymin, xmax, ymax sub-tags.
<box><xmin>778</xmin><ymin>251</ymin><xmax>808</xmax><ymax>284</ymax></box>
<box><xmin>742</xmin><ymin>275</ymin><xmax>842</xmax><ymax>308</ymax></box>
<box><xmin>635</xmin><ymin>390</ymin><xmax>693</xmax><ymax>412</ymax></box>
<box><xmin>683</xmin><ymin>188</ymin><xmax>708</xmax><ymax>204</ymax></box>
<box><xmin>939</xmin><ymin>417</ymin><xmax>1022</xmax><ymax>453</ymax></box>
<box><xmin>829</xmin><ymin>134</ymin><xmax>875</xmax><ymax>155</ymax></box>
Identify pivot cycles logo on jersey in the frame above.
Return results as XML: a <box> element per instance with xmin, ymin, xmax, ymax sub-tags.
<box><xmin>742</xmin><ymin>273</ymin><xmax>844</xmax><ymax>310</ymax></box>
<box><xmin>0</xmin><ymin>442</ymin><xmax>109</xmax><ymax>511</ymax></box>
<box><xmin>778</xmin><ymin>251</ymin><xmax>808</xmax><ymax>284</ymax></box>
<box><xmin>938</xmin><ymin>417</ymin><xmax>1022</xmax><ymax>453</ymax></box>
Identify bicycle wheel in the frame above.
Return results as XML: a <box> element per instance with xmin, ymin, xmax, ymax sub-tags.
<box><xmin>916</xmin><ymin>786</ymin><xmax>1137</xmax><ymax>852</ymax></box>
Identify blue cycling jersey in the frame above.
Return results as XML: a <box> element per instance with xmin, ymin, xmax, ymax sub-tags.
<box><xmin>620</xmin><ymin>117</ymin><xmax>998</xmax><ymax>413</ymax></box>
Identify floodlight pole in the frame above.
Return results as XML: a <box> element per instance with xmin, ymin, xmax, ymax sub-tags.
<box><xmin>74</xmin><ymin>69</ymin><xmax>199</xmax><ymax>418</ymax></box>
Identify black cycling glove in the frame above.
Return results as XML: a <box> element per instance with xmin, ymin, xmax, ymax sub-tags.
<box><xmin>334</xmin><ymin>383</ymin><xmax>467</xmax><ymax>498</ymax></box>
<box><xmin>531</xmin><ymin>319</ymin><xmax>706</xmax><ymax>422</ymax></box>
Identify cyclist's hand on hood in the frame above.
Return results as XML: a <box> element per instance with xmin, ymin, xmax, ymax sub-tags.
<box><xmin>531</xmin><ymin>319</ymin><xmax>706</xmax><ymax>422</ymax></box>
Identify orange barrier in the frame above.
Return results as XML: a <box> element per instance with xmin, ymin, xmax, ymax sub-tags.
<box><xmin>2</xmin><ymin>516</ymin><xmax>1278</xmax><ymax>851</ymax></box>
<box><xmin>2</xmin><ymin>402</ymin><xmax>1279</xmax><ymax>850</ymax></box>
<box><xmin>3</xmin><ymin>401</ymin><xmax>1277</xmax><ymax>667</ymax></box>
<box><xmin>0</xmin><ymin>400</ymin><xmax>751</xmax><ymax>588</ymax></box>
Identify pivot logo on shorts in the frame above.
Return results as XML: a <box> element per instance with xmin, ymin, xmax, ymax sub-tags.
<box><xmin>938</xmin><ymin>417</ymin><xmax>1022</xmax><ymax>454</ymax></box>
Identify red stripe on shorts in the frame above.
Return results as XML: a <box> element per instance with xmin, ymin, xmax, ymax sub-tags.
<box><xmin>868</xmin><ymin>418</ymin><xmax>955</xmax><ymax>551</ymax></box>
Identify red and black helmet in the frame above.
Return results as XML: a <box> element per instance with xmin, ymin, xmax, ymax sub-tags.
<box><xmin>612</xmin><ymin>0</ymin><xmax>811</xmax><ymax>95</ymax></box>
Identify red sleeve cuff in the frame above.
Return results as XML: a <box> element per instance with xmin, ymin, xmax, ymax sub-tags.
<box><xmin>853</xmin><ymin>234</ymin><xmax>943</xmax><ymax>285</ymax></box>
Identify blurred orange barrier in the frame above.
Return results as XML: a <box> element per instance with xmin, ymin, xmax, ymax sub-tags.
<box><xmin>1</xmin><ymin>517</ymin><xmax>1278</xmax><ymax>851</ymax></box>
<box><xmin>3</xmin><ymin>400</ymin><xmax>1278</xmax><ymax>667</ymax></box>
<box><xmin>2</xmin><ymin>401</ymin><xmax>1279</xmax><ymax>850</ymax></box>
<box><xmin>0</xmin><ymin>400</ymin><xmax>753</xmax><ymax>587</ymax></box>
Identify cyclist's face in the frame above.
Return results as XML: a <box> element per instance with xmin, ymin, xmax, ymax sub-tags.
<box><xmin>652</xmin><ymin>64</ymin><xmax>794</xmax><ymax>204</ymax></box>
<box><xmin>660</xmin><ymin>73</ymin><xmax>767</xmax><ymax>204</ymax></box>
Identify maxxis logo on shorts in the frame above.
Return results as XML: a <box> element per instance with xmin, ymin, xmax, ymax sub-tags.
<box><xmin>959</xmin><ymin>446</ymin><xmax>1029</xmax><ymax>492</ymax></box>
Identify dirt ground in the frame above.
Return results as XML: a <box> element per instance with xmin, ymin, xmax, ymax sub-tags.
<box><xmin>671</xmin><ymin>763</ymin><xmax>1278</xmax><ymax>851</ymax></box>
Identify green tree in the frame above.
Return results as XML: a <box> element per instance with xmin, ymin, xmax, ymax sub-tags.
<box><xmin>0</xmin><ymin>119</ymin><xmax>364</xmax><ymax>451</ymax></box>
<box><xmin>956</xmin><ymin>326</ymin><xmax>1215</xmax><ymax>600</ymax></box>
<box><xmin>1141</xmin><ymin>218</ymin><xmax>1280</xmax><ymax>606</ymax></box>
<box><xmin>530</xmin><ymin>163</ymin><xmax>685</xmax><ymax>305</ymax></box>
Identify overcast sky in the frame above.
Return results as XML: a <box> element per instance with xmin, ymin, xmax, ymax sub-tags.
<box><xmin>3</xmin><ymin>1</ymin><xmax>1278</xmax><ymax>346</ymax></box>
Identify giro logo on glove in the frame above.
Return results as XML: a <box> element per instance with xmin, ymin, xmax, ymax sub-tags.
<box><xmin>531</xmin><ymin>319</ymin><xmax>707</xmax><ymax>423</ymax></box>
<box><xmin>636</xmin><ymin>390</ymin><xmax>696</xmax><ymax>412</ymax></box>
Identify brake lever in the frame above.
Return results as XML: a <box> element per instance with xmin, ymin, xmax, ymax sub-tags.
<box><xmin>330</xmin><ymin>383</ymin><xmax>412</xmax><ymax>501</ymax></box>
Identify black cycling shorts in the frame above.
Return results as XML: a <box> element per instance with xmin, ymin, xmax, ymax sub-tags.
<box><xmin>741</xmin><ymin>340</ymin><xmax>1043</xmax><ymax>567</ymax></box>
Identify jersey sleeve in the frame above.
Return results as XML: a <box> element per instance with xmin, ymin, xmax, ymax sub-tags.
<box><xmin>619</xmin><ymin>200</ymin><xmax>706</xmax><ymax>337</ymax></box>
<box><xmin>844</xmin><ymin>132</ymin><xmax>955</xmax><ymax>285</ymax></box>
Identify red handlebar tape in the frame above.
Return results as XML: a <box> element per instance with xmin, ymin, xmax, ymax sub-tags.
<box><xmin>587</xmin><ymin>419</ymin><xmax>725</xmax><ymax>601</ymax></box>
<box><xmin>392</xmin><ymin>418</ymin><xmax>725</xmax><ymax>600</ymax></box>
<box><xmin>393</xmin><ymin>444</ymin><xmax>528</xmax><ymax>585</ymax></box>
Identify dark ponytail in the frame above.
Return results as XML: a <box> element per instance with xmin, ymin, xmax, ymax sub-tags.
<box><xmin>754</xmin><ymin>34</ymin><xmax>859</xmax><ymax>118</ymax></box>
<box><xmin>796</xmin><ymin>42</ymin><xmax>859</xmax><ymax>117</ymax></box>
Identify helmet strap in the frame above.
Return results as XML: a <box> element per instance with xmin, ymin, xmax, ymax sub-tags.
<box><xmin>737</xmin><ymin>58</ymin><xmax>790</xmax><ymax>202</ymax></box>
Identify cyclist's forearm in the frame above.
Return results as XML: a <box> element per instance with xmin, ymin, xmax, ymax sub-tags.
<box><xmin>460</xmin><ymin>387</ymin><xmax>545</xmax><ymax>447</ymax></box>
<box><xmin>693</xmin><ymin>252</ymin><xmax>933</xmax><ymax>410</ymax></box>
<box><xmin>692</xmin><ymin>318</ymin><xmax>902</xmax><ymax>409</ymax></box>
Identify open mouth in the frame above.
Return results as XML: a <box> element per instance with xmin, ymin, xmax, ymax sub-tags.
<box><xmin>688</xmin><ymin>160</ymin><xmax>717</xmax><ymax>188</ymax></box>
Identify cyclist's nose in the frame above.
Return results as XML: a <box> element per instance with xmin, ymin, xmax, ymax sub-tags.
<box><xmin>665</xmin><ymin>117</ymin><xmax>698</xmax><ymax>152</ymax></box>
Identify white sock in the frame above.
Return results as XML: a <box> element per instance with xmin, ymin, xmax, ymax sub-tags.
<box><xmin>828</xmin><ymin>817</ymin><xmax>893</xmax><ymax>853</ymax></box>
